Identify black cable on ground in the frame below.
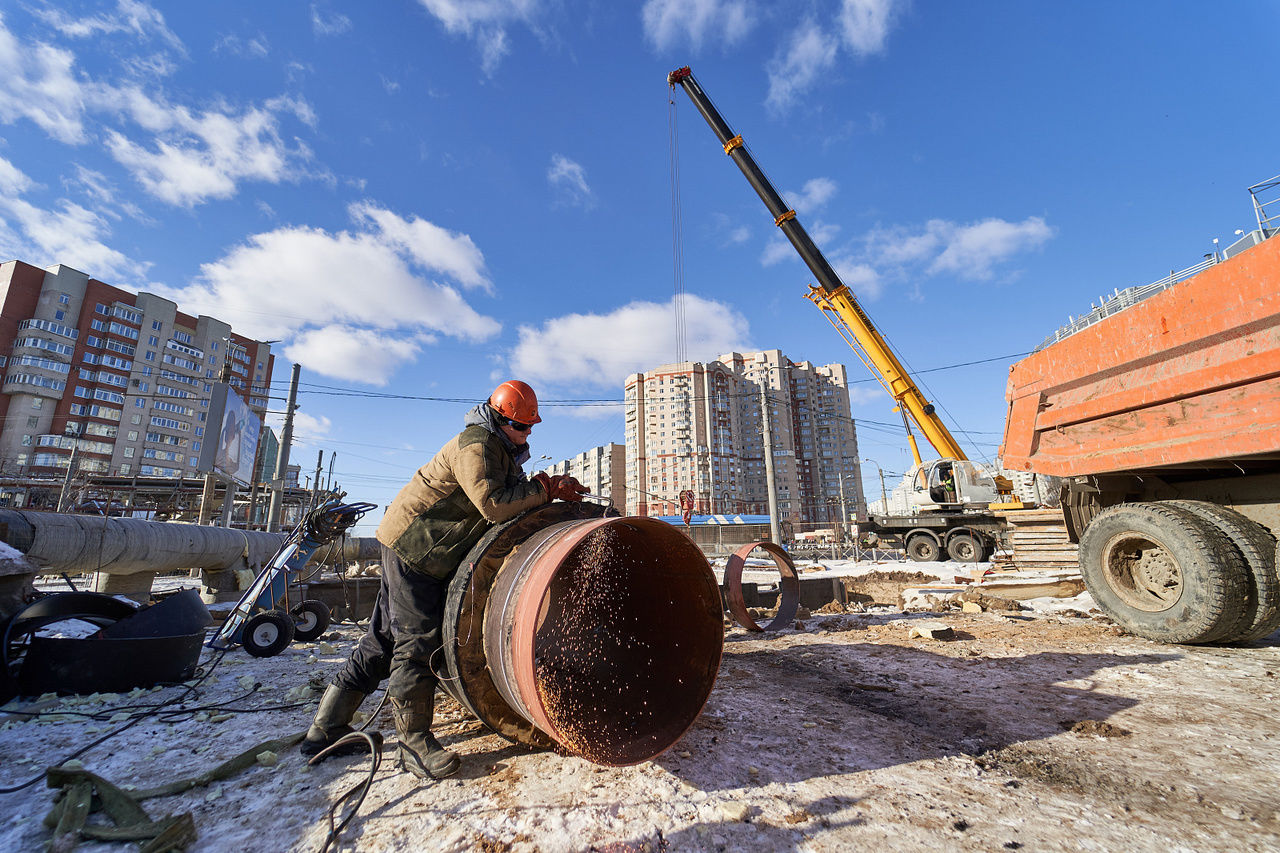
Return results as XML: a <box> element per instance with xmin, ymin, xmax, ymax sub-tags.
<box><xmin>0</xmin><ymin>648</ymin><xmax>230</xmax><ymax>795</ymax></box>
<box><xmin>310</xmin><ymin>730</ymin><xmax>384</xmax><ymax>853</ymax></box>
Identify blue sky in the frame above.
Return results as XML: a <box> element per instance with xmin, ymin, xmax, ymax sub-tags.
<box><xmin>1</xmin><ymin>0</ymin><xmax>1277</xmax><ymax>532</ymax></box>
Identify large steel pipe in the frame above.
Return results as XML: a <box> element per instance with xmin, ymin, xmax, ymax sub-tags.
<box><xmin>0</xmin><ymin>510</ymin><xmax>283</xmax><ymax>575</ymax></box>
<box><xmin>476</xmin><ymin>513</ymin><xmax>723</xmax><ymax>765</ymax></box>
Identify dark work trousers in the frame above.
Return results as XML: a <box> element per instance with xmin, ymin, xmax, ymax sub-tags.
<box><xmin>332</xmin><ymin>544</ymin><xmax>448</xmax><ymax>704</ymax></box>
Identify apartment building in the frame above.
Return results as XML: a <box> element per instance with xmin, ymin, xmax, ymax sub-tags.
<box><xmin>0</xmin><ymin>261</ymin><xmax>273</xmax><ymax>480</ymax></box>
<box><xmin>624</xmin><ymin>349</ymin><xmax>865</xmax><ymax>524</ymax></box>
<box><xmin>542</xmin><ymin>443</ymin><xmax>625</xmax><ymax>510</ymax></box>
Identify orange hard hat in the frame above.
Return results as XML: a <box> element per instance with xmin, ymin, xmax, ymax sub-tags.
<box><xmin>489</xmin><ymin>380</ymin><xmax>542</xmax><ymax>425</ymax></box>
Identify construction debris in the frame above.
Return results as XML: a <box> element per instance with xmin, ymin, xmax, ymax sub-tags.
<box><xmin>907</xmin><ymin>621</ymin><xmax>955</xmax><ymax>640</ymax></box>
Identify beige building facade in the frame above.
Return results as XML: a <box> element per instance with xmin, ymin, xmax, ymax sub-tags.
<box><xmin>624</xmin><ymin>349</ymin><xmax>865</xmax><ymax>524</ymax></box>
<box><xmin>542</xmin><ymin>443</ymin><xmax>626</xmax><ymax>511</ymax></box>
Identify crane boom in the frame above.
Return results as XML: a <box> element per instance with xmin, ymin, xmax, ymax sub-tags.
<box><xmin>667</xmin><ymin>66</ymin><xmax>968</xmax><ymax>465</ymax></box>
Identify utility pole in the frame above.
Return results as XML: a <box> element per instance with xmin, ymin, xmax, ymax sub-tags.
<box><xmin>863</xmin><ymin>457</ymin><xmax>888</xmax><ymax>514</ymax></box>
<box><xmin>56</xmin><ymin>440</ymin><xmax>81</xmax><ymax>513</ymax></box>
<box><xmin>311</xmin><ymin>449</ymin><xmax>323</xmax><ymax>511</ymax></box>
<box><xmin>759</xmin><ymin>378</ymin><xmax>781</xmax><ymax>546</ymax></box>
<box><xmin>267</xmin><ymin>363</ymin><xmax>301</xmax><ymax>532</ymax></box>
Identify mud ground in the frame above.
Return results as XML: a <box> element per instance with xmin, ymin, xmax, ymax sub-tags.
<box><xmin>2</xmin><ymin>601</ymin><xmax>1279</xmax><ymax>852</ymax></box>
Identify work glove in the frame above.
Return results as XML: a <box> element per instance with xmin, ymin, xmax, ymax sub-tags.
<box><xmin>532</xmin><ymin>472</ymin><xmax>553</xmax><ymax>502</ymax></box>
<box><xmin>552</xmin><ymin>475</ymin><xmax>587</xmax><ymax>502</ymax></box>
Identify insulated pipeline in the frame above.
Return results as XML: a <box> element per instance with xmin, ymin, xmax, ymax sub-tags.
<box><xmin>466</xmin><ymin>511</ymin><xmax>723</xmax><ymax>766</ymax></box>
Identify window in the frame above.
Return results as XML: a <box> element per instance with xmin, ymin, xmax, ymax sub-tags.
<box><xmin>21</xmin><ymin>435</ymin><xmax>31</xmax><ymax>446</ymax></box>
<box><xmin>127</xmin><ymin>431</ymin><xmax>138</xmax><ymax>441</ymax></box>
<box><xmin>54</xmin><ymin>310</ymin><xmax>64</xmax><ymax>321</ymax></box>
<box><xmin>148</xmin><ymin>335</ymin><xmax>159</xmax><ymax>346</ymax></box>
<box><xmin>211</xmin><ymin>341</ymin><xmax>219</xmax><ymax>352</ymax></box>
<box><xmin>145</xmin><ymin>351</ymin><xmax>156</xmax><ymax>361</ymax></box>
<box><xmin>131</xmin><ymin>414</ymin><xmax>141</xmax><ymax>425</ymax></box>
<box><xmin>58</xmin><ymin>294</ymin><xmax>69</xmax><ymax>305</ymax></box>
<box><xmin>123</xmin><ymin>447</ymin><xmax>134</xmax><ymax>458</ymax></box>
<box><xmin>31</xmin><ymin>398</ymin><xmax>42</xmax><ymax>410</ymax></box>
<box><xmin>25</xmin><ymin>416</ymin><xmax>37</xmax><ymax>429</ymax></box>
<box><xmin>120</xmin><ymin>463</ymin><xmax>130</xmax><ymax>474</ymax></box>
<box><xmin>135</xmin><ymin>399</ymin><xmax>146</xmax><ymax>408</ymax></box>
<box><xmin>152</xmin><ymin>320</ymin><xmax>162</xmax><ymax>331</ymax></box>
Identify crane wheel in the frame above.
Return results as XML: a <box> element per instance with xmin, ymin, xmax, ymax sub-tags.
<box><xmin>906</xmin><ymin>534</ymin><xmax>940</xmax><ymax>562</ymax></box>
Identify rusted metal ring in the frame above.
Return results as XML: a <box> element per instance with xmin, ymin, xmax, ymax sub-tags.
<box><xmin>724</xmin><ymin>540</ymin><xmax>800</xmax><ymax>632</ymax></box>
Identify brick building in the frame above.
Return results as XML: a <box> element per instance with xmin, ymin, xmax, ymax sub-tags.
<box><xmin>0</xmin><ymin>261</ymin><xmax>273</xmax><ymax>486</ymax></box>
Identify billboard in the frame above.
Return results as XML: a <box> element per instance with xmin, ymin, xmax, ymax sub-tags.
<box><xmin>198</xmin><ymin>383</ymin><xmax>262</xmax><ymax>487</ymax></box>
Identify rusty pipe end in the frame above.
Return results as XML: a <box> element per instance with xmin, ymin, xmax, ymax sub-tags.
<box><xmin>490</xmin><ymin>516</ymin><xmax>722</xmax><ymax>766</ymax></box>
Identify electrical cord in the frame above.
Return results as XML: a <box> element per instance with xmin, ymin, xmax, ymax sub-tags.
<box><xmin>311</xmin><ymin>730</ymin><xmax>384</xmax><ymax>853</ymax></box>
<box><xmin>0</xmin><ymin>648</ymin><xmax>229</xmax><ymax>795</ymax></box>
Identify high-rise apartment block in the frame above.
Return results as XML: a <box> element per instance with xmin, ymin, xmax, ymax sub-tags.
<box><xmin>624</xmin><ymin>349</ymin><xmax>865</xmax><ymax>524</ymax></box>
<box><xmin>542</xmin><ymin>443</ymin><xmax>626</xmax><ymax>511</ymax></box>
<box><xmin>0</xmin><ymin>261</ymin><xmax>273</xmax><ymax>482</ymax></box>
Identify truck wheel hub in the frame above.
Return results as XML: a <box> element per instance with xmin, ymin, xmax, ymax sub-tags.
<box><xmin>1102</xmin><ymin>534</ymin><xmax>1182</xmax><ymax>611</ymax></box>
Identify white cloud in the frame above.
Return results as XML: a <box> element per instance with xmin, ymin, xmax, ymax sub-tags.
<box><xmin>311</xmin><ymin>5</ymin><xmax>353</xmax><ymax>37</ymax></box>
<box><xmin>830</xmin><ymin>257</ymin><xmax>882</xmax><ymax>299</ymax></box>
<box><xmin>153</xmin><ymin>203</ymin><xmax>502</xmax><ymax>384</ymax></box>
<box><xmin>415</xmin><ymin>0</ymin><xmax>546</xmax><ymax>76</ymax></box>
<box><xmin>766</xmin><ymin>0</ymin><xmax>905</xmax><ymax>112</ymax></box>
<box><xmin>284</xmin><ymin>326</ymin><xmax>426</xmax><ymax>386</ymax></box>
<box><xmin>269</xmin><ymin>410</ymin><xmax>332</xmax><ymax>447</ymax></box>
<box><xmin>0</xmin><ymin>155</ymin><xmax>32</xmax><ymax>195</ymax></box>
<box><xmin>508</xmin><ymin>294</ymin><xmax>752</xmax><ymax>388</ymax></box>
<box><xmin>642</xmin><ymin>0</ymin><xmax>753</xmax><ymax>51</ymax></box>
<box><xmin>789</xmin><ymin>177</ymin><xmax>838</xmax><ymax>214</ymax></box>
<box><xmin>0</xmin><ymin>154</ymin><xmax>149</xmax><ymax>280</ymax></box>
<box><xmin>762</xmin><ymin>218</ymin><xmax>839</xmax><ymax>267</ymax></box>
<box><xmin>214</xmin><ymin>32</ymin><xmax>271</xmax><ymax>58</ymax></box>
<box><xmin>765</xmin><ymin>20</ymin><xmax>840</xmax><ymax>113</ymax></box>
<box><xmin>547</xmin><ymin>154</ymin><xmax>594</xmax><ymax>209</ymax></box>
<box><xmin>35</xmin><ymin>0</ymin><xmax>184</xmax><ymax>52</ymax></box>
<box><xmin>838</xmin><ymin>0</ymin><xmax>900</xmax><ymax>57</ymax></box>
<box><xmin>102</xmin><ymin>96</ymin><xmax>313</xmax><ymax>207</ymax></box>
<box><xmin>350</xmin><ymin>202</ymin><xmax>490</xmax><ymax>291</ymax></box>
<box><xmin>0</xmin><ymin>16</ymin><xmax>93</xmax><ymax>144</ymax></box>
<box><xmin>927</xmin><ymin>216</ymin><xmax>1054</xmax><ymax>279</ymax></box>
<box><xmin>0</xmin><ymin>15</ymin><xmax>313</xmax><ymax>206</ymax></box>
<box><xmin>865</xmin><ymin>216</ymin><xmax>1054</xmax><ymax>281</ymax></box>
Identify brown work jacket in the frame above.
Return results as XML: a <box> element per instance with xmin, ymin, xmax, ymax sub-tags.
<box><xmin>376</xmin><ymin>425</ymin><xmax>548</xmax><ymax>577</ymax></box>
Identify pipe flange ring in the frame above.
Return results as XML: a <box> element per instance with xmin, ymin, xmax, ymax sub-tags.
<box><xmin>724</xmin><ymin>540</ymin><xmax>799</xmax><ymax>632</ymax></box>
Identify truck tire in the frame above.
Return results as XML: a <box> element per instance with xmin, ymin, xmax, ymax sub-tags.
<box><xmin>1078</xmin><ymin>502</ymin><xmax>1249</xmax><ymax>644</ymax></box>
<box><xmin>946</xmin><ymin>533</ymin><xmax>982</xmax><ymax>563</ymax></box>
<box><xmin>1167</xmin><ymin>501</ymin><xmax>1280</xmax><ymax>644</ymax></box>
<box><xmin>906</xmin><ymin>534</ymin><xmax>940</xmax><ymax>562</ymax></box>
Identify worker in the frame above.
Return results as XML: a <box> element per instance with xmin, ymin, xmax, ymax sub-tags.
<box><xmin>939</xmin><ymin>466</ymin><xmax>956</xmax><ymax>503</ymax></box>
<box><xmin>302</xmin><ymin>380</ymin><xmax>586</xmax><ymax>779</ymax></box>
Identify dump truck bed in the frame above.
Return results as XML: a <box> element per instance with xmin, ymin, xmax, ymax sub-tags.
<box><xmin>1001</xmin><ymin>234</ymin><xmax>1280</xmax><ymax>477</ymax></box>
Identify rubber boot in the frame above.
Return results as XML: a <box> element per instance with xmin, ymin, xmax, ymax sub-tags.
<box><xmin>392</xmin><ymin>697</ymin><xmax>460</xmax><ymax>780</ymax></box>
<box><xmin>302</xmin><ymin>685</ymin><xmax>367</xmax><ymax>757</ymax></box>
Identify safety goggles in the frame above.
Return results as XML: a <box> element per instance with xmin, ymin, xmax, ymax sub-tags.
<box><xmin>500</xmin><ymin>416</ymin><xmax>532</xmax><ymax>432</ymax></box>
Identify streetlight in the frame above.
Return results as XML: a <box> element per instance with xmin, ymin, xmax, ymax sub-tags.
<box><xmin>863</xmin><ymin>457</ymin><xmax>888</xmax><ymax>515</ymax></box>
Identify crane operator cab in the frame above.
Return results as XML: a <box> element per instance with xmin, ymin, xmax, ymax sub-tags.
<box><xmin>908</xmin><ymin>459</ymin><xmax>1000</xmax><ymax>511</ymax></box>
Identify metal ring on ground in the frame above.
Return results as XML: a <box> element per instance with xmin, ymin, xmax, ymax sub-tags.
<box><xmin>725</xmin><ymin>540</ymin><xmax>800</xmax><ymax>632</ymax></box>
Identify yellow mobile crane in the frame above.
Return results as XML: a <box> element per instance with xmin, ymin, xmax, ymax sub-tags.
<box><xmin>668</xmin><ymin>66</ymin><xmax>1012</xmax><ymax>562</ymax></box>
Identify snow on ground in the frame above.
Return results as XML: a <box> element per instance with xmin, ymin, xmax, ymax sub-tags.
<box><xmin>3</xmin><ymin>559</ymin><xmax>1279</xmax><ymax>852</ymax></box>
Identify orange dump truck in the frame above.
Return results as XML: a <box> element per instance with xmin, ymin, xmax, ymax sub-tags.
<box><xmin>1001</xmin><ymin>228</ymin><xmax>1280</xmax><ymax>644</ymax></box>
